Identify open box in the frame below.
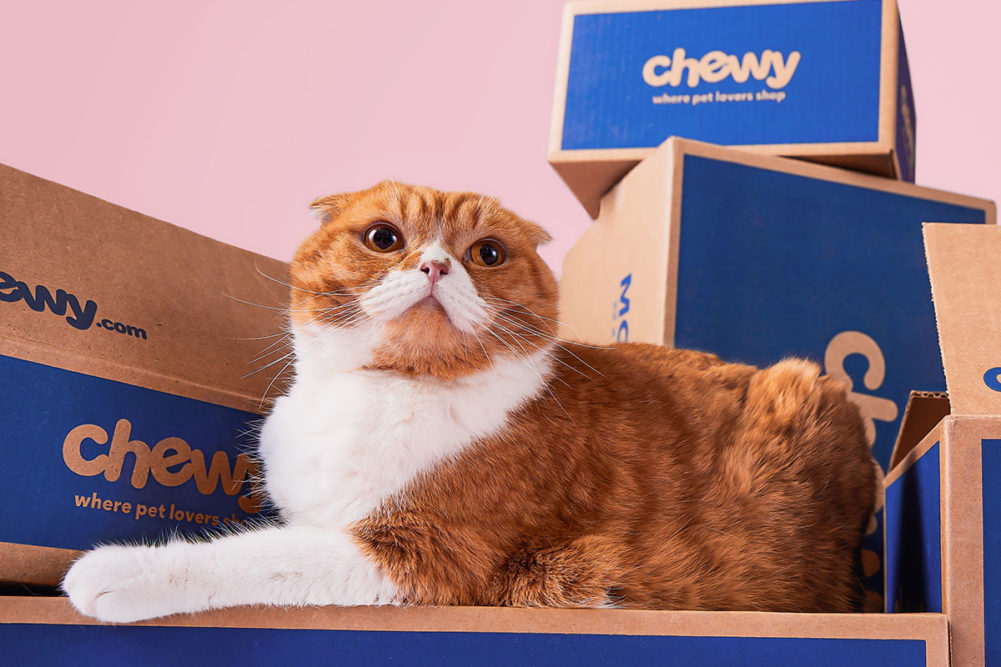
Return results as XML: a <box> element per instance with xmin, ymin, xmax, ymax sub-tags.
<box><xmin>0</xmin><ymin>597</ymin><xmax>950</xmax><ymax>665</ymax></box>
<box><xmin>884</xmin><ymin>223</ymin><xmax>1001</xmax><ymax>666</ymax></box>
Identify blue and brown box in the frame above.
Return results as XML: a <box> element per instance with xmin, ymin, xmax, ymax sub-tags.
<box><xmin>884</xmin><ymin>224</ymin><xmax>1001</xmax><ymax>667</ymax></box>
<box><xmin>0</xmin><ymin>164</ymin><xmax>289</xmax><ymax>586</ymax></box>
<box><xmin>549</xmin><ymin>0</ymin><xmax>916</xmax><ymax>217</ymax></box>
<box><xmin>559</xmin><ymin>138</ymin><xmax>993</xmax><ymax>475</ymax></box>
<box><xmin>0</xmin><ymin>597</ymin><xmax>951</xmax><ymax>665</ymax></box>
<box><xmin>558</xmin><ymin>138</ymin><xmax>994</xmax><ymax>611</ymax></box>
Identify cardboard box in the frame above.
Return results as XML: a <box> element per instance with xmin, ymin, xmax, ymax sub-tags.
<box><xmin>559</xmin><ymin>138</ymin><xmax>994</xmax><ymax>474</ymax></box>
<box><xmin>0</xmin><ymin>164</ymin><xmax>289</xmax><ymax>587</ymax></box>
<box><xmin>884</xmin><ymin>224</ymin><xmax>1001</xmax><ymax>666</ymax></box>
<box><xmin>558</xmin><ymin>138</ymin><xmax>995</xmax><ymax>613</ymax></box>
<box><xmin>0</xmin><ymin>597</ymin><xmax>950</xmax><ymax>665</ymax></box>
<box><xmin>549</xmin><ymin>0</ymin><xmax>915</xmax><ymax>217</ymax></box>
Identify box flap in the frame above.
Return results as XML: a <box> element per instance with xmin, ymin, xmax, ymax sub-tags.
<box><xmin>0</xmin><ymin>163</ymin><xmax>290</xmax><ymax>412</ymax></box>
<box><xmin>923</xmin><ymin>223</ymin><xmax>1001</xmax><ymax>416</ymax></box>
<box><xmin>888</xmin><ymin>391</ymin><xmax>950</xmax><ymax>470</ymax></box>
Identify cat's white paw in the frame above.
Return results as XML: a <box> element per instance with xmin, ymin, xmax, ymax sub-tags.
<box><xmin>63</xmin><ymin>545</ymin><xmax>188</xmax><ymax>623</ymax></box>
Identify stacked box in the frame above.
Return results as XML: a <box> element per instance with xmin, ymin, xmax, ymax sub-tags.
<box><xmin>558</xmin><ymin>138</ymin><xmax>994</xmax><ymax>475</ymax></box>
<box><xmin>557</xmin><ymin>138</ymin><xmax>994</xmax><ymax>614</ymax></box>
<box><xmin>0</xmin><ymin>163</ymin><xmax>289</xmax><ymax>586</ymax></box>
<box><xmin>546</xmin><ymin>0</ymin><xmax>998</xmax><ymax>652</ymax></box>
<box><xmin>884</xmin><ymin>224</ymin><xmax>1001</xmax><ymax>666</ymax></box>
<box><xmin>550</xmin><ymin>0</ymin><xmax>915</xmax><ymax>216</ymax></box>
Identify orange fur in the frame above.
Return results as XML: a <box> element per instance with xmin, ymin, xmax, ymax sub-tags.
<box><xmin>294</xmin><ymin>182</ymin><xmax>877</xmax><ymax>612</ymax></box>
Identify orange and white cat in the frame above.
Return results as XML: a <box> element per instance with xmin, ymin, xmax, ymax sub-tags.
<box><xmin>64</xmin><ymin>182</ymin><xmax>878</xmax><ymax>622</ymax></box>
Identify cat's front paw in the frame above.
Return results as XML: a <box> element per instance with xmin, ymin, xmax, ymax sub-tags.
<box><xmin>63</xmin><ymin>545</ymin><xmax>185</xmax><ymax>623</ymax></box>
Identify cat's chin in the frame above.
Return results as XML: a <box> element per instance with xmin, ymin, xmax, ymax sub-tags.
<box><xmin>414</xmin><ymin>296</ymin><xmax>444</xmax><ymax>309</ymax></box>
<box><xmin>396</xmin><ymin>297</ymin><xmax>454</xmax><ymax>328</ymax></box>
<box><xmin>369</xmin><ymin>306</ymin><xmax>495</xmax><ymax>379</ymax></box>
<box><xmin>385</xmin><ymin>303</ymin><xmax>465</xmax><ymax>345</ymax></box>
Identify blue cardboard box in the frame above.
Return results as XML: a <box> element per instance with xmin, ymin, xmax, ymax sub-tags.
<box><xmin>549</xmin><ymin>0</ymin><xmax>915</xmax><ymax>217</ymax></box>
<box><xmin>0</xmin><ymin>597</ymin><xmax>950</xmax><ymax>666</ymax></box>
<box><xmin>884</xmin><ymin>224</ymin><xmax>1001</xmax><ymax>667</ymax></box>
<box><xmin>558</xmin><ymin>139</ymin><xmax>994</xmax><ymax>611</ymax></box>
<box><xmin>559</xmin><ymin>139</ymin><xmax>993</xmax><ymax>473</ymax></box>
<box><xmin>0</xmin><ymin>164</ymin><xmax>288</xmax><ymax>586</ymax></box>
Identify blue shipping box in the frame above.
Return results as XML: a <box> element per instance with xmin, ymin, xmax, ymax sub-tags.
<box><xmin>0</xmin><ymin>597</ymin><xmax>950</xmax><ymax>666</ymax></box>
<box><xmin>0</xmin><ymin>163</ymin><xmax>288</xmax><ymax>586</ymax></box>
<box><xmin>558</xmin><ymin>139</ymin><xmax>994</xmax><ymax>610</ymax></box>
<box><xmin>884</xmin><ymin>224</ymin><xmax>1001</xmax><ymax>667</ymax></box>
<box><xmin>549</xmin><ymin>0</ymin><xmax>915</xmax><ymax>217</ymax></box>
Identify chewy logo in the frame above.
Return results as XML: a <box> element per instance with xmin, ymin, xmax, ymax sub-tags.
<box><xmin>824</xmin><ymin>331</ymin><xmax>899</xmax><ymax>446</ymax></box>
<box><xmin>642</xmin><ymin>48</ymin><xmax>801</xmax><ymax>90</ymax></box>
<box><xmin>0</xmin><ymin>269</ymin><xmax>147</xmax><ymax>339</ymax></box>
<box><xmin>986</xmin><ymin>368</ymin><xmax>1001</xmax><ymax>393</ymax></box>
<box><xmin>611</xmin><ymin>274</ymin><xmax>631</xmax><ymax>342</ymax></box>
<box><xmin>63</xmin><ymin>418</ymin><xmax>260</xmax><ymax>514</ymax></box>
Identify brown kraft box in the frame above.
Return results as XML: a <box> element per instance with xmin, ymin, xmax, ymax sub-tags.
<box><xmin>883</xmin><ymin>223</ymin><xmax>1001</xmax><ymax>667</ymax></box>
<box><xmin>0</xmin><ymin>163</ymin><xmax>290</xmax><ymax>587</ymax></box>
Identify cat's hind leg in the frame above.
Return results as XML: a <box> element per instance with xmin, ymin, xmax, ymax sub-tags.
<box><xmin>63</xmin><ymin>525</ymin><xmax>398</xmax><ymax>623</ymax></box>
<box><xmin>721</xmin><ymin>358</ymin><xmax>876</xmax><ymax>611</ymax></box>
<box><xmin>725</xmin><ymin>358</ymin><xmax>872</xmax><ymax>496</ymax></box>
<box><xmin>486</xmin><ymin>535</ymin><xmax>624</xmax><ymax>608</ymax></box>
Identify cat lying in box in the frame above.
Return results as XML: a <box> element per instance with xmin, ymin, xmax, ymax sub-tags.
<box><xmin>64</xmin><ymin>182</ymin><xmax>878</xmax><ymax>622</ymax></box>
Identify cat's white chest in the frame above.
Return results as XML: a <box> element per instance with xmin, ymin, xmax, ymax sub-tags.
<box><xmin>258</xmin><ymin>348</ymin><xmax>552</xmax><ymax>528</ymax></box>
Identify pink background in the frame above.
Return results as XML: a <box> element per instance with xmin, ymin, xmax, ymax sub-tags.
<box><xmin>1</xmin><ymin>0</ymin><xmax>997</xmax><ymax>273</ymax></box>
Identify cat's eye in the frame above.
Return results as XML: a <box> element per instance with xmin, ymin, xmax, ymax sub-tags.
<box><xmin>363</xmin><ymin>224</ymin><xmax>404</xmax><ymax>253</ymax></box>
<box><xmin>468</xmin><ymin>240</ymin><xmax>505</xmax><ymax>267</ymax></box>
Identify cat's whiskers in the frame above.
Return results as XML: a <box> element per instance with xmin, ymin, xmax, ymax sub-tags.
<box><xmin>254</xmin><ymin>265</ymin><xmax>318</xmax><ymax>296</ymax></box>
<box><xmin>483</xmin><ymin>328</ymin><xmax>571</xmax><ymax>419</ymax></box>
<box><xmin>318</xmin><ymin>303</ymin><xmax>369</xmax><ymax>329</ymax></box>
<box><xmin>469</xmin><ymin>330</ymin><xmax>493</xmax><ymax>366</ymax></box>
<box><xmin>491</xmin><ymin>312</ymin><xmax>560</xmax><ymax>345</ymax></box>
<box><xmin>248</xmin><ymin>302</ymin><xmax>358</xmax><ymax>369</ymax></box>
<box><xmin>224</xmin><ymin>294</ymin><xmax>337</xmax><ymax>314</ymax></box>
<box><xmin>249</xmin><ymin>339</ymin><xmax>293</xmax><ymax>366</ymax></box>
<box><xmin>246</xmin><ymin>309</ymin><xmax>358</xmax><ymax>383</ymax></box>
<box><xmin>235</xmin><ymin>330</ymin><xmax>292</xmax><ymax>341</ymax></box>
<box><xmin>484</xmin><ymin>314</ymin><xmax>563</xmax><ymax>371</ymax></box>
<box><xmin>253</xmin><ymin>319</ymin><xmax>297</xmax><ymax>354</ymax></box>
<box><xmin>254</xmin><ymin>265</ymin><xmax>380</xmax><ymax>300</ymax></box>
<box><xmin>550</xmin><ymin>340</ymin><xmax>605</xmax><ymax>378</ymax></box>
<box><xmin>260</xmin><ymin>356</ymin><xmax>295</xmax><ymax>407</ymax></box>
<box><xmin>486</xmin><ymin>307</ymin><xmax>603</xmax><ymax>380</ymax></box>
<box><xmin>458</xmin><ymin>330</ymin><xmax>473</xmax><ymax>366</ymax></box>
<box><xmin>486</xmin><ymin>318</ymin><xmax>535</xmax><ymax>360</ymax></box>
<box><xmin>242</xmin><ymin>327</ymin><xmax>292</xmax><ymax>361</ymax></box>
<box><xmin>243</xmin><ymin>350</ymin><xmax>295</xmax><ymax>379</ymax></box>
<box><xmin>481</xmin><ymin>295</ymin><xmax>607</xmax><ymax>345</ymax></box>
<box><xmin>487</xmin><ymin>321</ymin><xmax>572</xmax><ymax>390</ymax></box>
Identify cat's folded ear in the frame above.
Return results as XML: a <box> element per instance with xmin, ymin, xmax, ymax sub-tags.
<box><xmin>309</xmin><ymin>193</ymin><xmax>354</xmax><ymax>225</ymax></box>
<box><xmin>523</xmin><ymin>220</ymin><xmax>553</xmax><ymax>246</ymax></box>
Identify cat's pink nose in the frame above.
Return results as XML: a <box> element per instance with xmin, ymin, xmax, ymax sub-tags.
<box><xmin>420</xmin><ymin>259</ymin><xmax>450</xmax><ymax>285</ymax></box>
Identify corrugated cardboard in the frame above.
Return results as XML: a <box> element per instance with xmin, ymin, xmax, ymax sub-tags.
<box><xmin>559</xmin><ymin>137</ymin><xmax>995</xmax><ymax>473</ymax></box>
<box><xmin>0</xmin><ymin>164</ymin><xmax>290</xmax><ymax>587</ymax></box>
<box><xmin>550</xmin><ymin>0</ymin><xmax>915</xmax><ymax>217</ymax></box>
<box><xmin>558</xmin><ymin>138</ymin><xmax>993</xmax><ymax>614</ymax></box>
<box><xmin>0</xmin><ymin>597</ymin><xmax>950</xmax><ymax>665</ymax></box>
<box><xmin>884</xmin><ymin>223</ymin><xmax>1001</xmax><ymax>667</ymax></box>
